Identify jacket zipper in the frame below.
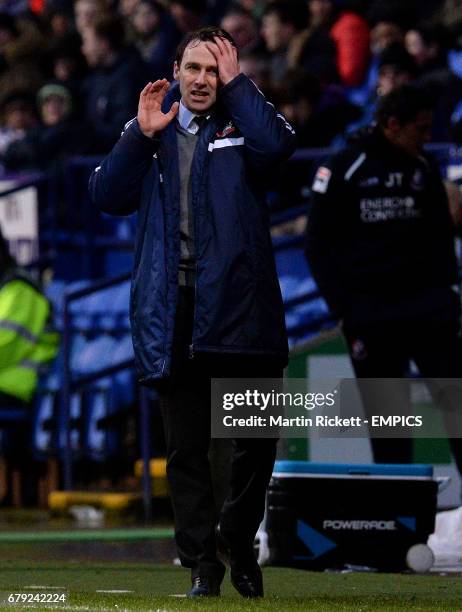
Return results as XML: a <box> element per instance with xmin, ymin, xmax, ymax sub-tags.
<box><xmin>189</xmin><ymin>122</ymin><xmax>210</xmax><ymax>359</ymax></box>
<box><xmin>189</xmin><ymin>252</ymin><xmax>198</xmax><ymax>360</ymax></box>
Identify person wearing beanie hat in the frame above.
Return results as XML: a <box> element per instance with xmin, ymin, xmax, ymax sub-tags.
<box><xmin>37</xmin><ymin>83</ymin><xmax>73</xmax><ymax>124</ymax></box>
<box><xmin>3</xmin><ymin>82</ymin><xmax>88</xmax><ymax>172</ymax></box>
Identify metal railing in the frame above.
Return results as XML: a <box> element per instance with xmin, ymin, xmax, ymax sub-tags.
<box><xmin>59</xmin><ymin>271</ymin><xmax>154</xmax><ymax>518</ymax></box>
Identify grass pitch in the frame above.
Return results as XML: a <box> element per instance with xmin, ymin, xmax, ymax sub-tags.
<box><xmin>0</xmin><ymin>561</ymin><xmax>460</xmax><ymax>611</ymax></box>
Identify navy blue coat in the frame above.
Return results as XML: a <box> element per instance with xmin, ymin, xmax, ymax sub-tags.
<box><xmin>89</xmin><ymin>73</ymin><xmax>296</xmax><ymax>383</ymax></box>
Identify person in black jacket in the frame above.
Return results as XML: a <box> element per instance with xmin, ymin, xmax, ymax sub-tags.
<box><xmin>81</xmin><ymin>14</ymin><xmax>148</xmax><ymax>153</ymax></box>
<box><xmin>90</xmin><ymin>26</ymin><xmax>295</xmax><ymax>598</ymax></box>
<box><xmin>305</xmin><ymin>84</ymin><xmax>462</xmax><ymax>474</ymax></box>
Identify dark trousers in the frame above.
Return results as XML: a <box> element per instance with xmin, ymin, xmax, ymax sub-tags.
<box><xmin>343</xmin><ymin>311</ymin><xmax>462</xmax><ymax>473</ymax></box>
<box><xmin>157</xmin><ymin>287</ymin><xmax>282</xmax><ymax>578</ymax></box>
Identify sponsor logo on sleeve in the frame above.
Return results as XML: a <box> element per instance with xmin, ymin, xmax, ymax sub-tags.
<box><xmin>312</xmin><ymin>167</ymin><xmax>332</xmax><ymax>194</ymax></box>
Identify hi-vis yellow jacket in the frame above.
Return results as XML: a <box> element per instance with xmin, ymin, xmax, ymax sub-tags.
<box><xmin>0</xmin><ymin>269</ymin><xmax>59</xmax><ymax>402</ymax></box>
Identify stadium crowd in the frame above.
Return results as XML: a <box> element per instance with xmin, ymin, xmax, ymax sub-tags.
<box><xmin>1</xmin><ymin>0</ymin><xmax>462</xmax><ymax>174</ymax></box>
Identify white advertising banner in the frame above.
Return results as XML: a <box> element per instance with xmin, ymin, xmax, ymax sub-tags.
<box><xmin>0</xmin><ymin>180</ymin><xmax>39</xmax><ymax>264</ymax></box>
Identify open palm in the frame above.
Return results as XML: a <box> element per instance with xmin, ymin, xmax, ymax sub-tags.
<box><xmin>137</xmin><ymin>79</ymin><xmax>179</xmax><ymax>138</ymax></box>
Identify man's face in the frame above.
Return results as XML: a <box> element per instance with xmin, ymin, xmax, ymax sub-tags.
<box><xmin>370</xmin><ymin>22</ymin><xmax>403</xmax><ymax>55</ymax></box>
<box><xmin>261</xmin><ymin>12</ymin><xmax>293</xmax><ymax>52</ymax></box>
<box><xmin>41</xmin><ymin>96</ymin><xmax>67</xmax><ymax>127</ymax></box>
<box><xmin>309</xmin><ymin>0</ymin><xmax>333</xmax><ymax>26</ymax></box>
<box><xmin>81</xmin><ymin>28</ymin><xmax>108</xmax><ymax>67</ymax></box>
<box><xmin>391</xmin><ymin>110</ymin><xmax>433</xmax><ymax>156</ymax></box>
<box><xmin>221</xmin><ymin>14</ymin><xmax>256</xmax><ymax>51</ymax></box>
<box><xmin>173</xmin><ymin>41</ymin><xmax>219</xmax><ymax>114</ymax></box>
<box><xmin>132</xmin><ymin>2</ymin><xmax>160</xmax><ymax>37</ymax></box>
<box><xmin>405</xmin><ymin>30</ymin><xmax>437</xmax><ymax>67</ymax></box>
<box><xmin>377</xmin><ymin>66</ymin><xmax>411</xmax><ymax>97</ymax></box>
<box><xmin>75</xmin><ymin>0</ymin><xmax>99</xmax><ymax>35</ymax></box>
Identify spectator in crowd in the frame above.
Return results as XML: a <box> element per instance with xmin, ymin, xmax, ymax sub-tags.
<box><xmin>169</xmin><ymin>0</ymin><xmax>207</xmax><ymax>35</ymax></box>
<box><xmin>45</xmin><ymin>5</ymin><xmax>75</xmax><ymax>38</ymax></box>
<box><xmin>405</xmin><ymin>24</ymin><xmax>451</xmax><ymax>89</ymax></box>
<box><xmin>375</xmin><ymin>44</ymin><xmax>417</xmax><ymax>97</ymax></box>
<box><xmin>130</xmin><ymin>0</ymin><xmax>180</xmax><ymax>79</ymax></box>
<box><xmin>260</xmin><ymin>0</ymin><xmax>314</xmax><ymax>85</ymax></box>
<box><xmin>221</xmin><ymin>5</ymin><xmax>262</xmax><ymax>55</ymax></box>
<box><xmin>239</xmin><ymin>51</ymin><xmax>270</xmax><ymax>92</ymax></box>
<box><xmin>234</xmin><ymin>0</ymin><xmax>267</xmax><ymax>20</ymax></box>
<box><xmin>334</xmin><ymin>43</ymin><xmax>417</xmax><ymax>145</ymax></box>
<box><xmin>432</xmin><ymin>71</ymin><xmax>462</xmax><ymax>143</ymax></box>
<box><xmin>3</xmin><ymin>83</ymin><xmax>88</xmax><ymax>172</ymax></box>
<box><xmin>119</xmin><ymin>0</ymin><xmax>140</xmax><ymax>19</ymax></box>
<box><xmin>0</xmin><ymin>90</ymin><xmax>37</xmax><ymax>168</ymax></box>
<box><xmin>434</xmin><ymin>0</ymin><xmax>462</xmax><ymax>40</ymax></box>
<box><xmin>306</xmin><ymin>0</ymin><xmax>370</xmax><ymax>87</ymax></box>
<box><xmin>81</xmin><ymin>14</ymin><xmax>148</xmax><ymax>153</ymax></box>
<box><xmin>367</xmin><ymin>2</ymin><xmax>409</xmax><ymax>56</ymax></box>
<box><xmin>305</xmin><ymin>85</ymin><xmax>462</xmax><ymax>473</ymax></box>
<box><xmin>74</xmin><ymin>0</ymin><xmax>109</xmax><ymax>36</ymax></box>
<box><xmin>277</xmin><ymin>69</ymin><xmax>360</xmax><ymax>148</ymax></box>
<box><xmin>44</xmin><ymin>37</ymin><xmax>87</xmax><ymax>116</ymax></box>
<box><xmin>0</xmin><ymin>12</ymin><xmax>46</xmax><ymax>100</ymax></box>
<box><xmin>346</xmin><ymin>1</ymin><xmax>409</xmax><ymax>106</ymax></box>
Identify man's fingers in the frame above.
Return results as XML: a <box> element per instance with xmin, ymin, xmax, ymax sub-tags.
<box><xmin>141</xmin><ymin>82</ymin><xmax>153</xmax><ymax>96</ymax></box>
<box><xmin>149</xmin><ymin>79</ymin><xmax>168</xmax><ymax>94</ymax></box>
<box><xmin>205</xmin><ymin>42</ymin><xmax>220</xmax><ymax>60</ymax></box>
<box><xmin>212</xmin><ymin>36</ymin><xmax>226</xmax><ymax>55</ymax></box>
<box><xmin>167</xmin><ymin>101</ymin><xmax>179</xmax><ymax>119</ymax></box>
<box><xmin>214</xmin><ymin>36</ymin><xmax>235</xmax><ymax>57</ymax></box>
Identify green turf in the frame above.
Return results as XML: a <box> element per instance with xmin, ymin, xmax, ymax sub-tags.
<box><xmin>0</xmin><ymin>562</ymin><xmax>460</xmax><ymax>611</ymax></box>
<box><xmin>0</xmin><ymin>527</ymin><xmax>173</xmax><ymax>543</ymax></box>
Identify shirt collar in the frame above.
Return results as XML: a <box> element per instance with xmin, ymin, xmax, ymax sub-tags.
<box><xmin>178</xmin><ymin>100</ymin><xmax>211</xmax><ymax>134</ymax></box>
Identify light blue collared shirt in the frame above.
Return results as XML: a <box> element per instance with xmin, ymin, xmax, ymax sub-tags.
<box><xmin>177</xmin><ymin>101</ymin><xmax>210</xmax><ymax>134</ymax></box>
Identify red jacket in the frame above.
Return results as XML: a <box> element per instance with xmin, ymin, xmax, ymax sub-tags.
<box><xmin>331</xmin><ymin>11</ymin><xmax>370</xmax><ymax>87</ymax></box>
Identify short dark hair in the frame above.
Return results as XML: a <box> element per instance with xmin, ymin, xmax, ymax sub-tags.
<box><xmin>263</xmin><ymin>0</ymin><xmax>309</xmax><ymax>32</ymax></box>
<box><xmin>93</xmin><ymin>15</ymin><xmax>126</xmax><ymax>51</ymax></box>
<box><xmin>175</xmin><ymin>26</ymin><xmax>237</xmax><ymax>66</ymax></box>
<box><xmin>223</xmin><ymin>5</ymin><xmax>254</xmax><ymax>21</ymax></box>
<box><xmin>375</xmin><ymin>84</ymin><xmax>434</xmax><ymax>128</ymax></box>
<box><xmin>378</xmin><ymin>43</ymin><xmax>417</xmax><ymax>76</ymax></box>
<box><xmin>409</xmin><ymin>23</ymin><xmax>446</xmax><ymax>53</ymax></box>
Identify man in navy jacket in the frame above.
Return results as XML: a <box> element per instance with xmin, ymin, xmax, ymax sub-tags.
<box><xmin>90</xmin><ymin>27</ymin><xmax>295</xmax><ymax>598</ymax></box>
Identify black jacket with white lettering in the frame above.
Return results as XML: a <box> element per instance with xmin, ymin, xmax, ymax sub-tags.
<box><xmin>305</xmin><ymin>127</ymin><xmax>460</xmax><ymax>324</ymax></box>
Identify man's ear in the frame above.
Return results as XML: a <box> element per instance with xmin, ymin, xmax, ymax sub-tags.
<box><xmin>173</xmin><ymin>61</ymin><xmax>179</xmax><ymax>80</ymax></box>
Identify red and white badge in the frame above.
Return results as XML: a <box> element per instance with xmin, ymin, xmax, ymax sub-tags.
<box><xmin>312</xmin><ymin>166</ymin><xmax>332</xmax><ymax>194</ymax></box>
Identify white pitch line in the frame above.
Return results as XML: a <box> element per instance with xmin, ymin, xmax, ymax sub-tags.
<box><xmin>169</xmin><ymin>594</ymin><xmax>187</xmax><ymax>597</ymax></box>
<box><xmin>96</xmin><ymin>589</ymin><xmax>133</xmax><ymax>593</ymax></box>
<box><xmin>23</xmin><ymin>586</ymin><xmax>66</xmax><ymax>589</ymax></box>
<box><xmin>28</xmin><ymin>607</ymin><xmax>89</xmax><ymax>611</ymax></box>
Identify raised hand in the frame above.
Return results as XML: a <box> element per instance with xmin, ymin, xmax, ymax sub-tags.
<box><xmin>205</xmin><ymin>36</ymin><xmax>240</xmax><ymax>86</ymax></box>
<box><xmin>137</xmin><ymin>79</ymin><xmax>179</xmax><ymax>137</ymax></box>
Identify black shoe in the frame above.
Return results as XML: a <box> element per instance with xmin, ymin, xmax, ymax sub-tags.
<box><xmin>230</xmin><ymin>564</ymin><xmax>263</xmax><ymax>598</ymax></box>
<box><xmin>187</xmin><ymin>575</ymin><xmax>221</xmax><ymax>597</ymax></box>
<box><xmin>217</xmin><ymin>524</ymin><xmax>264</xmax><ymax>597</ymax></box>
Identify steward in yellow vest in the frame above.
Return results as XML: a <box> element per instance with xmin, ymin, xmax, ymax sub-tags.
<box><xmin>0</xmin><ymin>236</ymin><xmax>59</xmax><ymax>404</ymax></box>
